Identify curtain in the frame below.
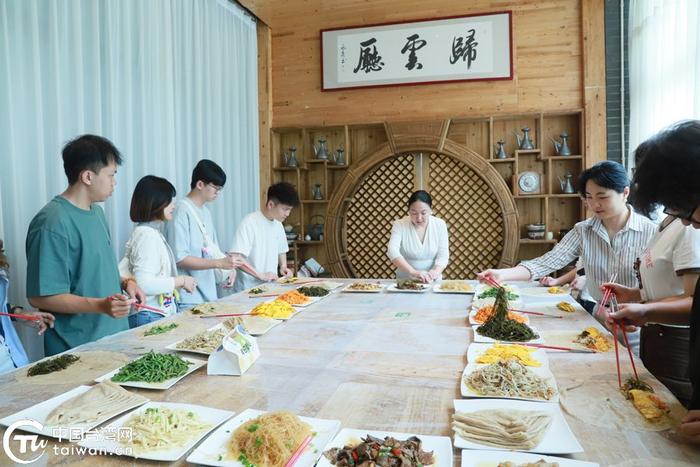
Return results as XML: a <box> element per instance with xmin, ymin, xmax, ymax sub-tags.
<box><xmin>0</xmin><ymin>0</ymin><xmax>259</xmax><ymax>359</ymax></box>
<box><xmin>628</xmin><ymin>0</ymin><xmax>700</xmax><ymax>168</ymax></box>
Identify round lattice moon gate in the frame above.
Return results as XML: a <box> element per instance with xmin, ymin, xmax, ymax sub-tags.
<box><xmin>326</xmin><ymin>138</ymin><xmax>519</xmax><ymax>279</ymax></box>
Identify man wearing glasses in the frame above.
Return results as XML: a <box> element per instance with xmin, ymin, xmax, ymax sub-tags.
<box><xmin>166</xmin><ymin>159</ymin><xmax>242</xmax><ymax>308</ymax></box>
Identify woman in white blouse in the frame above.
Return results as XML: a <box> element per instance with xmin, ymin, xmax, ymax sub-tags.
<box><xmin>119</xmin><ymin>176</ymin><xmax>196</xmax><ymax>328</ymax></box>
<box><xmin>387</xmin><ymin>190</ymin><xmax>449</xmax><ymax>282</ymax></box>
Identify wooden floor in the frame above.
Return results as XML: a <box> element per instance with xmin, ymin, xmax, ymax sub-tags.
<box><xmin>1</xmin><ymin>280</ymin><xmax>699</xmax><ymax>465</ymax></box>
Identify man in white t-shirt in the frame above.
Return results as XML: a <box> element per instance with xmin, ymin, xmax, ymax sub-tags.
<box><xmin>230</xmin><ymin>182</ymin><xmax>300</xmax><ymax>292</ymax></box>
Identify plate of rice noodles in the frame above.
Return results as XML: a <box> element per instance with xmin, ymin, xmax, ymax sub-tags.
<box><xmin>452</xmin><ymin>399</ymin><xmax>583</xmax><ymax>454</ymax></box>
<box><xmin>460</xmin><ymin>361</ymin><xmax>559</xmax><ymax>403</ymax></box>
<box><xmin>77</xmin><ymin>402</ymin><xmax>233</xmax><ymax>461</ymax></box>
<box><xmin>433</xmin><ymin>281</ymin><xmax>475</xmax><ymax>294</ymax></box>
<box><xmin>459</xmin><ymin>449</ymin><xmax>599</xmax><ymax>467</ymax></box>
<box><xmin>187</xmin><ymin>409</ymin><xmax>340</xmax><ymax>467</ymax></box>
<box><xmin>318</xmin><ymin>428</ymin><xmax>453</xmax><ymax>467</ymax></box>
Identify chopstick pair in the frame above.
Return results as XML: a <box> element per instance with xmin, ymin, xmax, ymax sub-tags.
<box><xmin>284</xmin><ymin>435</ymin><xmax>312</xmax><ymax>467</ymax></box>
<box><xmin>509</xmin><ymin>308</ymin><xmax>563</xmax><ymax>319</ymax></box>
<box><xmin>519</xmin><ymin>342</ymin><xmax>596</xmax><ymax>354</ymax></box>
<box><xmin>199</xmin><ymin>312</ymin><xmax>252</xmax><ymax>318</ymax></box>
<box><xmin>110</xmin><ymin>296</ymin><xmax>167</xmax><ymax>316</ymax></box>
<box><xmin>0</xmin><ymin>311</ymin><xmax>42</xmax><ymax>322</ymax></box>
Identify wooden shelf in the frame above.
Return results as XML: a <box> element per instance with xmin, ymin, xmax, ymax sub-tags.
<box><xmin>515</xmin><ymin>149</ymin><xmax>541</xmax><ymax>155</ymax></box>
<box><xmin>295</xmin><ymin>240</ymin><xmax>324</xmax><ymax>245</ymax></box>
<box><xmin>514</xmin><ymin>194</ymin><xmax>547</xmax><ymax>199</ymax></box>
<box><xmin>549</xmin><ymin>194</ymin><xmax>581</xmax><ymax>198</ymax></box>
<box><xmin>273</xmin><ymin>166</ymin><xmax>308</xmax><ymax>171</ymax></box>
<box><xmin>519</xmin><ymin>238</ymin><xmax>558</xmax><ymax>244</ymax></box>
<box><xmin>489</xmin><ymin>158</ymin><xmax>516</xmax><ymax>163</ymax></box>
<box><xmin>301</xmin><ymin>199</ymin><xmax>328</xmax><ymax>204</ymax></box>
<box><xmin>549</xmin><ymin>155</ymin><xmax>583</xmax><ymax>160</ymax></box>
<box><xmin>328</xmin><ymin>165</ymin><xmax>348</xmax><ymax>170</ymax></box>
<box><xmin>308</xmin><ymin>159</ymin><xmax>330</xmax><ymax>164</ymax></box>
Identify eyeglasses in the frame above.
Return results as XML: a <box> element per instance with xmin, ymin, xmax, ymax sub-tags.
<box><xmin>663</xmin><ymin>206</ymin><xmax>696</xmax><ymax>222</ymax></box>
<box><xmin>208</xmin><ymin>183</ymin><xmax>223</xmax><ymax>193</ymax></box>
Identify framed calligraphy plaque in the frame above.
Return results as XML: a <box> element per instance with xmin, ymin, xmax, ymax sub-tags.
<box><xmin>321</xmin><ymin>11</ymin><xmax>512</xmax><ymax>91</ymax></box>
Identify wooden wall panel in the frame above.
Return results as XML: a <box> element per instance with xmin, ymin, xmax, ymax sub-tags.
<box><xmin>241</xmin><ymin>0</ymin><xmax>586</xmax><ymax>128</ymax></box>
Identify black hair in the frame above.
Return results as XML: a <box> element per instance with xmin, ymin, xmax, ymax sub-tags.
<box><xmin>267</xmin><ymin>182</ymin><xmax>300</xmax><ymax>207</ymax></box>
<box><xmin>577</xmin><ymin>161</ymin><xmax>629</xmax><ymax>196</ymax></box>
<box><xmin>630</xmin><ymin>120</ymin><xmax>700</xmax><ymax>217</ymax></box>
<box><xmin>62</xmin><ymin>134</ymin><xmax>123</xmax><ymax>185</ymax></box>
<box><xmin>130</xmin><ymin>175</ymin><xmax>177</xmax><ymax>222</ymax></box>
<box><xmin>408</xmin><ymin>190</ymin><xmax>432</xmax><ymax>208</ymax></box>
<box><xmin>190</xmin><ymin>159</ymin><xmax>226</xmax><ymax>189</ymax></box>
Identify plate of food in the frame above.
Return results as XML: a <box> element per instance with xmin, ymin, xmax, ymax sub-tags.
<box><xmin>0</xmin><ymin>382</ymin><xmax>148</xmax><ymax>439</ymax></box>
<box><xmin>433</xmin><ymin>281</ymin><xmax>475</xmax><ymax>294</ymax></box>
<box><xmin>469</xmin><ymin>305</ymin><xmax>530</xmax><ymax>326</ymax></box>
<box><xmin>460</xmin><ymin>361</ymin><xmax>559</xmax><ymax>403</ymax></box>
<box><xmin>467</xmin><ymin>343</ymin><xmax>548</xmax><ymax>368</ymax></box>
<box><xmin>452</xmin><ymin>399</ymin><xmax>583</xmax><ymax>454</ymax></box>
<box><xmin>276</xmin><ymin>289</ymin><xmax>322</xmax><ymax>307</ymax></box>
<box><xmin>246</xmin><ymin>285</ymin><xmax>269</xmax><ymax>296</ymax></box>
<box><xmin>166</xmin><ymin>323</ymin><xmax>231</xmax><ymax>356</ymax></box>
<box><xmin>77</xmin><ymin>402</ymin><xmax>233</xmax><ymax>462</ymax></box>
<box><xmin>318</xmin><ymin>428</ymin><xmax>453</xmax><ymax>467</ymax></box>
<box><xmin>221</xmin><ymin>315</ymin><xmax>282</xmax><ymax>336</ymax></box>
<box><xmin>386</xmin><ymin>279</ymin><xmax>431</xmax><ymax>293</ymax></box>
<box><xmin>460</xmin><ymin>450</ymin><xmax>599</xmax><ymax>467</ymax></box>
<box><xmin>473</xmin><ymin>324</ymin><xmax>544</xmax><ymax>344</ymax></box>
<box><xmin>540</xmin><ymin>328</ymin><xmax>612</xmax><ymax>353</ymax></box>
<box><xmin>186</xmin><ymin>408</ymin><xmax>340</xmax><ymax>467</ymax></box>
<box><xmin>95</xmin><ymin>352</ymin><xmax>206</xmax><ymax>390</ymax></box>
<box><xmin>296</xmin><ymin>284</ymin><xmax>333</xmax><ymax>299</ymax></box>
<box><xmin>249</xmin><ymin>299</ymin><xmax>299</xmax><ymax>320</ymax></box>
<box><xmin>474</xmin><ymin>284</ymin><xmax>519</xmax><ymax>299</ymax></box>
<box><xmin>342</xmin><ymin>282</ymin><xmax>385</xmax><ymax>293</ymax></box>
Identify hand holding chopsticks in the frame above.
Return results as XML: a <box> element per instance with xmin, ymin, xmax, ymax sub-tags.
<box><xmin>0</xmin><ymin>309</ymin><xmax>55</xmax><ymax>335</ymax></box>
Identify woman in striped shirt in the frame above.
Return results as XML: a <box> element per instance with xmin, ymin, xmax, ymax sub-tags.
<box><xmin>478</xmin><ymin>161</ymin><xmax>657</xmax><ymax>325</ymax></box>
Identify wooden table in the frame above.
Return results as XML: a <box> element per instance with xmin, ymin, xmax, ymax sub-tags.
<box><xmin>1</xmin><ymin>280</ymin><xmax>699</xmax><ymax>466</ymax></box>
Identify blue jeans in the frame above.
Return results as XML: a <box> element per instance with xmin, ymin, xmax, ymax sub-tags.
<box><xmin>128</xmin><ymin>311</ymin><xmax>164</xmax><ymax>329</ymax></box>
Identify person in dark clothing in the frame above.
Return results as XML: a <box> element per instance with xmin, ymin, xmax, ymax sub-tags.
<box><xmin>606</xmin><ymin>120</ymin><xmax>700</xmax><ymax>442</ymax></box>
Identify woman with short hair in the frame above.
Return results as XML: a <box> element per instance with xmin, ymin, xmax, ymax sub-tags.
<box><xmin>387</xmin><ymin>190</ymin><xmax>449</xmax><ymax>283</ymax></box>
<box><xmin>119</xmin><ymin>176</ymin><xmax>196</xmax><ymax>328</ymax></box>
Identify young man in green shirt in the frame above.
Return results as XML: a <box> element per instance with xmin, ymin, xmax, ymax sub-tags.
<box><xmin>25</xmin><ymin>135</ymin><xmax>145</xmax><ymax>356</ymax></box>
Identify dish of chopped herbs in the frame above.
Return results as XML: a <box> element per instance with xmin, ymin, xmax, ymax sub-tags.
<box><xmin>297</xmin><ymin>285</ymin><xmax>330</xmax><ymax>297</ymax></box>
<box><xmin>27</xmin><ymin>354</ymin><xmax>80</xmax><ymax>376</ymax></box>
<box><xmin>143</xmin><ymin>322</ymin><xmax>179</xmax><ymax>336</ymax></box>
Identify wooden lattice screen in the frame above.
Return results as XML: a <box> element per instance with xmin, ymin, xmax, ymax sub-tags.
<box><xmin>345</xmin><ymin>154</ymin><xmax>415</xmax><ymax>278</ymax></box>
<box><xmin>428</xmin><ymin>153</ymin><xmax>505</xmax><ymax>278</ymax></box>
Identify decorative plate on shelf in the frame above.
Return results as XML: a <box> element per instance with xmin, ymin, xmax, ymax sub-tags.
<box><xmin>514</xmin><ymin>171</ymin><xmax>542</xmax><ymax>195</ymax></box>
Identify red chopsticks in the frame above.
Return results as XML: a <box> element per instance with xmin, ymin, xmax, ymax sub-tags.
<box><xmin>509</xmin><ymin>308</ymin><xmax>563</xmax><ymax>319</ymax></box>
<box><xmin>284</xmin><ymin>435</ymin><xmax>312</xmax><ymax>467</ymax></box>
<box><xmin>0</xmin><ymin>311</ymin><xmax>42</xmax><ymax>322</ymax></box>
<box><xmin>520</xmin><ymin>342</ymin><xmax>596</xmax><ymax>353</ymax></box>
<box><xmin>199</xmin><ymin>313</ymin><xmax>252</xmax><ymax>318</ymax></box>
<box><xmin>598</xmin><ymin>274</ymin><xmax>638</xmax><ymax>387</ymax></box>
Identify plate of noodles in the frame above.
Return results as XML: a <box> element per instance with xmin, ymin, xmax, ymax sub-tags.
<box><xmin>318</xmin><ymin>428</ymin><xmax>453</xmax><ymax>467</ymax></box>
<box><xmin>187</xmin><ymin>408</ymin><xmax>341</xmax><ymax>467</ymax></box>
<box><xmin>452</xmin><ymin>399</ymin><xmax>583</xmax><ymax>454</ymax></box>
<box><xmin>77</xmin><ymin>402</ymin><xmax>233</xmax><ymax>461</ymax></box>
<box><xmin>433</xmin><ymin>281</ymin><xmax>475</xmax><ymax>294</ymax></box>
<box><xmin>460</xmin><ymin>449</ymin><xmax>599</xmax><ymax>467</ymax></box>
<box><xmin>467</xmin><ymin>343</ymin><xmax>549</xmax><ymax>368</ymax></box>
<box><xmin>342</xmin><ymin>282</ymin><xmax>385</xmax><ymax>293</ymax></box>
<box><xmin>460</xmin><ymin>362</ymin><xmax>559</xmax><ymax>403</ymax></box>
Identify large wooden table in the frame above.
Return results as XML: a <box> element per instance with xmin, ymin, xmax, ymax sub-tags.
<box><xmin>1</xmin><ymin>280</ymin><xmax>699</xmax><ymax>466</ymax></box>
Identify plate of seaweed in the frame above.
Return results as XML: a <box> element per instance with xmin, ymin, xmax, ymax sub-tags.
<box><xmin>472</xmin><ymin>287</ymin><xmax>543</xmax><ymax>344</ymax></box>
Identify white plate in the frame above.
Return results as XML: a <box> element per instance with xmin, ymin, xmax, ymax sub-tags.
<box><xmin>341</xmin><ymin>283</ymin><xmax>386</xmax><ymax>293</ymax></box>
<box><xmin>460</xmin><ymin>449</ymin><xmax>599</xmax><ymax>467</ymax></box>
<box><xmin>468</xmin><ymin>307</ymin><xmax>530</xmax><ymax>326</ymax></box>
<box><xmin>386</xmin><ymin>283</ymin><xmax>431</xmax><ymax>293</ymax></box>
<box><xmin>314</xmin><ymin>281</ymin><xmax>344</xmax><ymax>290</ymax></box>
<box><xmin>239</xmin><ymin>315</ymin><xmax>282</xmax><ymax>335</ymax></box>
<box><xmin>460</xmin><ymin>363</ymin><xmax>559</xmax><ymax>403</ymax></box>
<box><xmin>467</xmin><ymin>342</ymin><xmax>549</xmax><ymax>367</ymax></box>
<box><xmin>186</xmin><ymin>408</ymin><xmax>341</xmax><ymax>467</ymax></box>
<box><xmin>283</xmin><ymin>289</ymin><xmax>325</xmax><ymax>308</ymax></box>
<box><xmin>0</xmin><ymin>385</ymin><xmax>148</xmax><ymax>439</ymax></box>
<box><xmin>77</xmin><ymin>402</ymin><xmax>233</xmax><ymax>461</ymax></box>
<box><xmin>519</xmin><ymin>301</ymin><xmax>577</xmax><ymax>316</ymax></box>
<box><xmin>472</xmin><ymin>325</ymin><xmax>544</xmax><ymax>344</ymax></box>
<box><xmin>453</xmin><ymin>399</ymin><xmax>583</xmax><ymax>454</ymax></box>
<box><xmin>519</xmin><ymin>286</ymin><xmax>571</xmax><ymax>298</ymax></box>
<box><xmin>95</xmin><ymin>355</ymin><xmax>207</xmax><ymax>390</ymax></box>
<box><xmin>432</xmin><ymin>281</ymin><xmax>476</xmax><ymax>294</ymax></box>
<box><xmin>166</xmin><ymin>323</ymin><xmax>229</xmax><ymax>356</ymax></box>
<box><xmin>317</xmin><ymin>428</ymin><xmax>453</xmax><ymax>467</ymax></box>
<box><xmin>474</xmin><ymin>283</ymin><xmax>520</xmax><ymax>295</ymax></box>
